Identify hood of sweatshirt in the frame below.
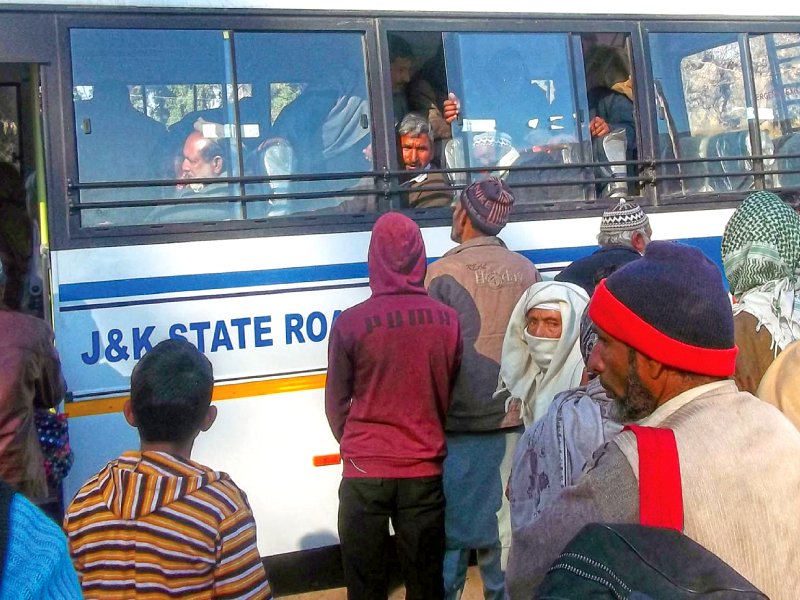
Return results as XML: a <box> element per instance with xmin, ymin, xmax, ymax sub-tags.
<box><xmin>368</xmin><ymin>212</ymin><xmax>427</xmax><ymax>296</ymax></box>
<box><xmin>96</xmin><ymin>451</ymin><xmax>226</xmax><ymax>519</ymax></box>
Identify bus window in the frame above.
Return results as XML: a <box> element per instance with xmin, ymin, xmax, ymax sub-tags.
<box><xmin>442</xmin><ymin>32</ymin><xmax>593</xmax><ymax>205</ymax></box>
<box><xmin>650</xmin><ymin>32</ymin><xmax>770</xmax><ymax>195</ymax></box>
<box><xmin>750</xmin><ymin>33</ymin><xmax>800</xmax><ymax>188</ymax></box>
<box><xmin>71</xmin><ymin>28</ymin><xmax>243</xmax><ymax>227</ymax></box>
<box><xmin>234</xmin><ymin>32</ymin><xmax>374</xmax><ymax>217</ymax></box>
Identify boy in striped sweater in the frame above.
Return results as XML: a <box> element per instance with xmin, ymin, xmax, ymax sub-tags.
<box><xmin>64</xmin><ymin>339</ymin><xmax>271</xmax><ymax>599</ymax></box>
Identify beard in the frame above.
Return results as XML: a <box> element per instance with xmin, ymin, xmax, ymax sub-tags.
<box><xmin>615</xmin><ymin>348</ymin><xmax>659</xmax><ymax>422</ymax></box>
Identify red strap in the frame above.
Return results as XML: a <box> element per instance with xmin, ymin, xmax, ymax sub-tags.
<box><xmin>623</xmin><ymin>425</ymin><xmax>683</xmax><ymax>531</ymax></box>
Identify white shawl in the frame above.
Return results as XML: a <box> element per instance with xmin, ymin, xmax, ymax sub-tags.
<box><xmin>733</xmin><ymin>278</ymin><xmax>800</xmax><ymax>355</ymax></box>
<box><xmin>496</xmin><ymin>281</ymin><xmax>589</xmax><ymax>426</ymax></box>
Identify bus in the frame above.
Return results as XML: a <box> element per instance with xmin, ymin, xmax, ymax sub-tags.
<box><xmin>1</xmin><ymin>0</ymin><xmax>799</xmax><ymax>590</ymax></box>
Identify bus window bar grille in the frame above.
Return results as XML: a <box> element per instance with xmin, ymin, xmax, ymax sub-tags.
<box><xmin>65</xmin><ymin>157</ymin><xmax>800</xmax><ymax>212</ymax></box>
<box><xmin>66</xmin><ymin>149</ymin><xmax>792</xmax><ymax>195</ymax></box>
<box><xmin>67</xmin><ymin>169</ymin><xmax>383</xmax><ymax>191</ymax></box>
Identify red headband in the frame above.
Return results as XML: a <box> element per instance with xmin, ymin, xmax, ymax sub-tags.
<box><xmin>589</xmin><ymin>280</ymin><xmax>737</xmax><ymax>377</ymax></box>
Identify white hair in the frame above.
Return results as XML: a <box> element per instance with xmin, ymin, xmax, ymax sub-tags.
<box><xmin>597</xmin><ymin>225</ymin><xmax>651</xmax><ymax>249</ymax></box>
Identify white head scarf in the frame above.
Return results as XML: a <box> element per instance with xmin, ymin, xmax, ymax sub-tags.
<box><xmin>496</xmin><ymin>281</ymin><xmax>589</xmax><ymax>426</ymax></box>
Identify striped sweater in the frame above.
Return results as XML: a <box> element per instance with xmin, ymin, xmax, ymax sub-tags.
<box><xmin>64</xmin><ymin>451</ymin><xmax>272</xmax><ymax>599</ymax></box>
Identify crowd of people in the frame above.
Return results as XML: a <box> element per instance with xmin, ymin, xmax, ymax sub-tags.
<box><xmin>2</xmin><ymin>145</ymin><xmax>800</xmax><ymax>599</ymax></box>
<box><xmin>326</xmin><ymin>183</ymin><xmax>800</xmax><ymax>600</ymax></box>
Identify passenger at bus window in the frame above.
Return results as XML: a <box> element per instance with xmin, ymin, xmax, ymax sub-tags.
<box><xmin>471</xmin><ymin>131</ymin><xmax>518</xmax><ymax>176</ymax></box>
<box><xmin>424</xmin><ymin>178</ymin><xmax>541</xmax><ymax>600</ymax></box>
<box><xmin>721</xmin><ymin>191</ymin><xmax>800</xmax><ymax>395</ymax></box>
<box><xmin>555</xmin><ymin>199</ymin><xmax>650</xmax><ymax>296</ymax></box>
<box><xmin>0</xmin><ymin>259</ymin><xmax>66</xmax><ymax>503</ymax></box>
<box><xmin>398</xmin><ymin>112</ymin><xmax>453</xmax><ymax>209</ymax></box>
<box><xmin>180</xmin><ymin>130</ymin><xmax>229</xmax><ymax>195</ymax></box>
<box><xmin>63</xmin><ymin>339</ymin><xmax>272</xmax><ymax>599</ymax></box>
<box><xmin>268</xmin><ymin>92</ymin><xmax>375</xmax><ymax>215</ymax></box>
<box><xmin>268</xmin><ymin>77</ymin><xmax>369</xmax><ymax>179</ymax></box>
<box><xmin>388</xmin><ymin>35</ymin><xmax>415</xmax><ymax>124</ymax></box>
<box><xmin>407</xmin><ymin>44</ymin><xmax>453</xmax><ymax>141</ymax></box>
<box><xmin>585</xmin><ymin>47</ymin><xmax>636</xmax><ymax>159</ymax></box>
<box><xmin>325</xmin><ymin>213</ymin><xmax>462</xmax><ymax>600</ymax></box>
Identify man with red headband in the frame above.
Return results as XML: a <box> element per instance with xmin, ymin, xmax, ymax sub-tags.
<box><xmin>505</xmin><ymin>241</ymin><xmax>800</xmax><ymax>600</ymax></box>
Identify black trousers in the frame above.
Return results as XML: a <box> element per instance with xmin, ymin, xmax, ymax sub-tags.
<box><xmin>338</xmin><ymin>476</ymin><xmax>446</xmax><ymax>600</ymax></box>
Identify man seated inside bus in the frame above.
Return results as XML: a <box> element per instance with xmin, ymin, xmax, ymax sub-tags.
<box><xmin>398</xmin><ymin>112</ymin><xmax>454</xmax><ymax>209</ymax></box>
<box><xmin>179</xmin><ymin>129</ymin><xmax>232</xmax><ymax>198</ymax></box>
<box><xmin>471</xmin><ymin>131</ymin><xmax>518</xmax><ymax>176</ymax></box>
<box><xmin>64</xmin><ymin>339</ymin><xmax>272</xmax><ymax>599</ymax></box>
<box><xmin>148</xmin><ymin>128</ymin><xmax>241</xmax><ymax>223</ymax></box>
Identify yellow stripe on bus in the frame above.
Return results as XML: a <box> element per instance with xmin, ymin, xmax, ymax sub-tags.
<box><xmin>64</xmin><ymin>373</ymin><xmax>327</xmax><ymax>418</ymax></box>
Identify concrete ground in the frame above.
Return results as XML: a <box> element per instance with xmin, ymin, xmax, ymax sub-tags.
<box><xmin>280</xmin><ymin>565</ymin><xmax>485</xmax><ymax>599</ymax></box>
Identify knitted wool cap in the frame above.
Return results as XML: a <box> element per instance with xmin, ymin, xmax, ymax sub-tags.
<box><xmin>599</xmin><ymin>199</ymin><xmax>649</xmax><ymax>233</ymax></box>
<box><xmin>588</xmin><ymin>241</ymin><xmax>737</xmax><ymax>376</ymax></box>
<box><xmin>460</xmin><ymin>177</ymin><xmax>514</xmax><ymax>235</ymax></box>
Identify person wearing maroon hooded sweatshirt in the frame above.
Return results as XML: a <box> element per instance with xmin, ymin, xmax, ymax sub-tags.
<box><xmin>325</xmin><ymin>212</ymin><xmax>462</xmax><ymax>600</ymax></box>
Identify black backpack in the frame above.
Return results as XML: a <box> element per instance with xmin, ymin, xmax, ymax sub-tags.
<box><xmin>535</xmin><ymin>425</ymin><xmax>768</xmax><ymax>599</ymax></box>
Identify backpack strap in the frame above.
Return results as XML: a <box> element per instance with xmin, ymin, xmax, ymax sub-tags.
<box><xmin>623</xmin><ymin>425</ymin><xmax>683</xmax><ymax>531</ymax></box>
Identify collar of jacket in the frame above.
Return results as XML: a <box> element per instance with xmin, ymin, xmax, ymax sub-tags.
<box><xmin>443</xmin><ymin>235</ymin><xmax>507</xmax><ymax>258</ymax></box>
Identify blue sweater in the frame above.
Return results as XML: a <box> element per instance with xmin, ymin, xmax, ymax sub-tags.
<box><xmin>0</xmin><ymin>494</ymin><xmax>82</xmax><ymax>599</ymax></box>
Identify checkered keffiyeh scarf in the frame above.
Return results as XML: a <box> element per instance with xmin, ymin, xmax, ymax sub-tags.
<box><xmin>722</xmin><ymin>191</ymin><xmax>800</xmax><ymax>296</ymax></box>
<box><xmin>722</xmin><ymin>191</ymin><xmax>800</xmax><ymax>352</ymax></box>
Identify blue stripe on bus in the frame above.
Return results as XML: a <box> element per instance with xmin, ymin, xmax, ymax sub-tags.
<box><xmin>59</xmin><ymin>262</ymin><xmax>370</xmax><ymax>302</ymax></box>
<box><xmin>57</xmin><ymin>236</ymin><xmax>723</xmax><ymax>303</ymax></box>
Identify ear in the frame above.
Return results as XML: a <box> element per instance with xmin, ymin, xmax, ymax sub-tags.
<box><xmin>123</xmin><ymin>400</ymin><xmax>137</xmax><ymax>427</ymax></box>
<box><xmin>640</xmin><ymin>353</ymin><xmax>666</xmax><ymax>381</ymax></box>
<box><xmin>200</xmin><ymin>404</ymin><xmax>217</xmax><ymax>432</ymax></box>
<box><xmin>459</xmin><ymin>206</ymin><xmax>474</xmax><ymax>232</ymax></box>
<box><xmin>211</xmin><ymin>156</ymin><xmax>224</xmax><ymax>175</ymax></box>
<box><xmin>632</xmin><ymin>231</ymin><xmax>646</xmax><ymax>254</ymax></box>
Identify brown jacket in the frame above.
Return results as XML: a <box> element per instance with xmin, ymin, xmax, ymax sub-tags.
<box><xmin>0</xmin><ymin>308</ymin><xmax>65</xmax><ymax>499</ymax></box>
<box><xmin>733</xmin><ymin>311</ymin><xmax>776</xmax><ymax>395</ymax></box>
<box><xmin>425</xmin><ymin>237</ymin><xmax>540</xmax><ymax>431</ymax></box>
<box><xmin>406</xmin><ymin>170</ymin><xmax>453</xmax><ymax>209</ymax></box>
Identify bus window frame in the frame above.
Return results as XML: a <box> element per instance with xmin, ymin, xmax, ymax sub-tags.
<box><xmin>51</xmin><ymin>10</ymin><xmax>390</xmax><ymax>251</ymax></box>
<box><xmin>641</xmin><ymin>19</ymin><xmax>800</xmax><ymax>207</ymax></box>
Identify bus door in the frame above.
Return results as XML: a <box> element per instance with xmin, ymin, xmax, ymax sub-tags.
<box><xmin>0</xmin><ymin>63</ymin><xmax>47</xmax><ymax>319</ymax></box>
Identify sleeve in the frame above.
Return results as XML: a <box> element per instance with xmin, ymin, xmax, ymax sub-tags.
<box><xmin>324</xmin><ymin>322</ymin><xmax>354</xmax><ymax>443</ymax></box>
<box><xmin>505</xmin><ymin>442</ymin><xmax>639</xmax><ymax>599</ymax></box>
<box><xmin>44</xmin><ymin>534</ymin><xmax>84</xmax><ymax>599</ymax></box>
<box><xmin>33</xmin><ymin>322</ymin><xmax>66</xmax><ymax>409</ymax></box>
<box><xmin>425</xmin><ymin>271</ymin><xmax>453</xmax><ymax>306</ymax></box>
<box><xmin>408</xmin><ymin>78</ymin><xmax>452</xmax><ymax>140</ymax></box>
<box><xmin>214</xmin><ymin>500</ymin><xmax>273</xmax><ymax>599</ymax></box>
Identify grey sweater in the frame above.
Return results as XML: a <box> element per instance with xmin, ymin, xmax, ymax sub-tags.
<box><xmin>505</xmin><ymin>381</ymin><xmax>800</xmax><ymax>600</ymax></box>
